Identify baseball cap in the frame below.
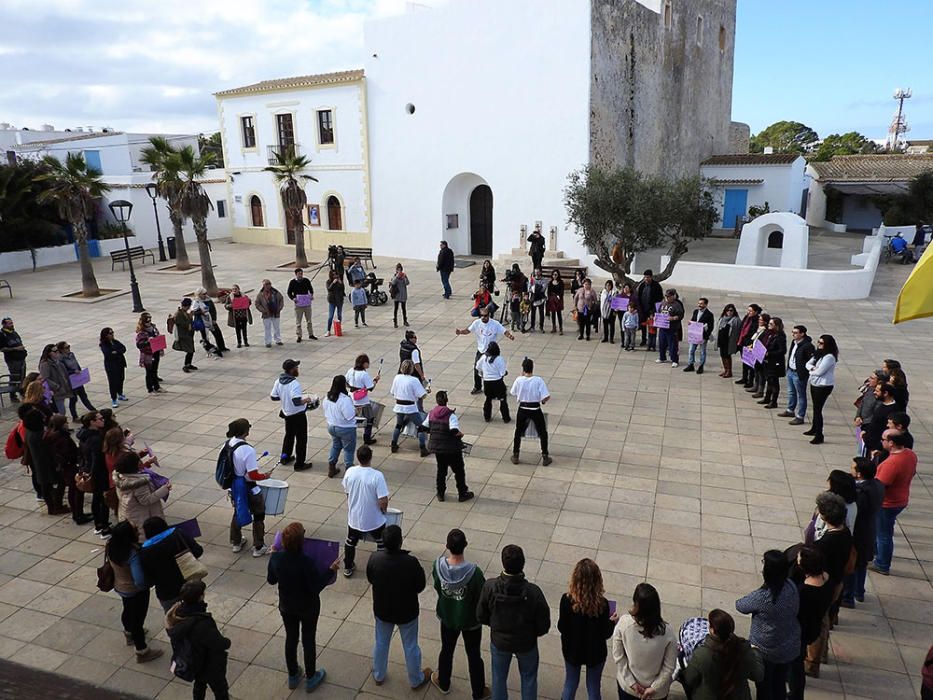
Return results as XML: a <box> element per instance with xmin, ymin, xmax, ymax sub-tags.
<box><xmin>282</xmin><ymin>359</ymin><xmax>300</xmax><ymax>372</ymax></box>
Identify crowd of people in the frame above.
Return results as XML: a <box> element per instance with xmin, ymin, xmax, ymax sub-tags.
<box><xmin>0</xmin><ymin>248</ymin><xmax>925</xmax><ymax>700</ymax></box>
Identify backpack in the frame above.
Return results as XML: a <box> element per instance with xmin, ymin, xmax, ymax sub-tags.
<box><xmin>215</xmin><ymin>441</ymin><xmax>250</xmax><ymax>490</ymax></box>
<box><xmin>170</xmin><ymin>622</ymin><xmax>203</xmax><ymax>682</ymax></box>
<box><xmin>4</xmin><ymin>422</ymin><xmax>24</xmax><ymax>460</ymax></box>
<box><xmin>489</xmin><ymin>580</ymin><xmax>530</xmax><ymax>634</ymax></box>
<box><xmin>166</xmin><ymin>314</ymin><xmax>175</xmax><ymax>334</ymax></box>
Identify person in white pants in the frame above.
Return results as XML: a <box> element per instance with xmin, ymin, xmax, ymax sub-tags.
<box><xmin>255</xmin><ymin>279</ymin><xmax>284</xmax><ymax>348</ymax></box>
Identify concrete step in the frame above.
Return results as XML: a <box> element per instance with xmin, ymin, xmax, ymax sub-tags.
<box><xmin>509</xmin><ymin>248</ymin><xmax>567</xmax><ymax>258</ymax></box>
<box><xmin>495</xmin><ymin>251</ymin><xmax>581</xmax><ymax>268</ymax></box>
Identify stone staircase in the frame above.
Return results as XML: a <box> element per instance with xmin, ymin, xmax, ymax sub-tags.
<box><xmin>494</xmin><ymin>247</ymin><xmax>581</xmax><ymax>269</ymax></box>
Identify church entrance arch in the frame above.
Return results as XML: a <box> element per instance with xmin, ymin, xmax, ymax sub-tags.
<box><xmin>441</xmin><ymin>173</ymin><xmax>492</xmax><ymax>256</ymax></box>
<box><xmin>469</xmin><ymin>185</ymin><xmax>493</xmax><ymax>256</ymax></box>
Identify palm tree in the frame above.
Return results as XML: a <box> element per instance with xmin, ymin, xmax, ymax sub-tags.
<box><xmin>140</xmin><ymin>136</ymin><xmax>191</xmax><ymax>270</ymax></box>
<box><xmin>176</xmin><ymin>145</ymin><xmax>219</xmax><ymax>295</ymax></box>
<box><xmin>265</xmin><ymin>151</ymin><xmax>318</xmax><ymax>267</ymax></box>
<box><xmin>34</xmin><ymin>153</ymin><xmax>110</xmax><ymax>296</ymax></box>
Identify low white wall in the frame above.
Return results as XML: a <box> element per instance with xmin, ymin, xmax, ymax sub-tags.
<box><xmin>660</xmin><ymin>235</ymin><xmax>882</xmax><ymax>300</ymax></box>
<box><xmin>0</xmin><ymin>245</ymin><xmax>76</xmax><ymax>274</ymax></box>
<box><xmin>878</xmin><ymin>225</ymin><xmax>915</xmax><ymax>238</ymax></box>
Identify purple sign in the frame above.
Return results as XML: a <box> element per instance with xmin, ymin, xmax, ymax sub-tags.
<box><xmin>175</xmin><ymin>518</ymin><xmax>201</xmax><ymax>539</ymax></box>
<box><xmin>272</xmin><ymin>533</ymin><xmax>340</xmax><ymax>587</ymax></box>
<box><xmin>611</xmin><ymin>296</ymin><xmax>630</xmax><ymax>311</ymax></box>
<box><xmin>741</xmin><ymin>346</ymin><xmax>755</xmax><ymax>367</ymax></box>
<box><xmin>69</xmin><ymin>368</ymin><xmax>91</xmax><ymax>389</ymax></box>
<box><xmin>653</xmin><ymin>313</ymin><xmax>670</xmax><ymax>329</ymax></box>
<box><xmin>608</xmin><ymin>599</ymin><xmax>617</xmax><ymax>617</ymax></box>
<box><xmin>687</xmin><ymin>321</ymin><xmax>705</xmax><ymax>345</ymax></box>
<box><xmin>752</xmin><ymin>339</ymin><xmax>767</xmax><ymax>363</ymax></box>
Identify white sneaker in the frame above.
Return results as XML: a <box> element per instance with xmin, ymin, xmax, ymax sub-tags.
<box><xmin>655</xmin><ymin>359</ymin><xmax>664</xmax><ymax>364</ymax></box>
<box><xmin>231</xmin><ymin>539</ymin><xmax>247</xmax><ymax>554</ymax></box>
<box><xmin>252</xmin><ymin>545</ymin><xmax>269</xmax><ymax>558</ymax></box>
<box><xmin>325</xmin><ymin>331</ymin><xmax>331</xmax><ymax>337</ymax></box>
<box><xmin>671</xmin><ymin>362</ymin><xmax>679</xmax><ymax>368</ymax></box>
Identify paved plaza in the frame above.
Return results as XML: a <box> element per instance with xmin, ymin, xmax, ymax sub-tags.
<box><xmin>0</xmin><ymin>240</ymin><xmax>928</xmax><ymax>699</ymax></box>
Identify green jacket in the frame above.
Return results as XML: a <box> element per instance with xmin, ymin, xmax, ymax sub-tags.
<box><xmin>432</xmin><ymin>555</ymin><xmax>484</xmax><ymax>631</ymax></box>
<box><xmin>681</xmin><ymin>634</ymin><xmax>764</xmax><ymax>700</ymax></box>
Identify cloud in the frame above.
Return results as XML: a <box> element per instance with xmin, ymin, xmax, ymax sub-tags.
<box><xmin>0</xmin><ymin>0</ymin><xmax>439</xmax><ymax>134</ymax></box>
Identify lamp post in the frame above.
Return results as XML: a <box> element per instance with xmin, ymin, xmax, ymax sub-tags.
<box><xmin>108</xmin><ymin>200</ymin><xmax>145</xmax><ymax>313</ymax></box>
<box><xmin>144</xmin><ymin>182</ymin><xmax>167</xmax><ymax>262</ymax></box>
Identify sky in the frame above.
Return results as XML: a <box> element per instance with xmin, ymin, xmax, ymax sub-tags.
<box><xmin>0</xmin><ymin>0</ymin><xmax>930</xmax><ymax>141</ymax></box>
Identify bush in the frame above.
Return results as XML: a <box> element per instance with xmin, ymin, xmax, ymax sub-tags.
<box><xmin>96</xmin><ymin>221</ymin><xmax>135</xmax><ymax>239</ymax></box>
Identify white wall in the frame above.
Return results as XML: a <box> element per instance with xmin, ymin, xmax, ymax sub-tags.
<box><xmin>365</xmin><ymin>0</ymin><xmax>591</xmax><ymax>261</ymax></box>
<box><xmin>702</xmin><ymin>157</ymin><xmax>806</xmax><ymax>226</ymax></box>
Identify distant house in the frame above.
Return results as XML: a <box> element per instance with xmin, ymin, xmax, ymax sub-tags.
<box><xmin>905</xmin><ymin>140</ymin><xmax>933</xmax><ymax>155</ymax></box>
<box><xmin>700</xmin><ymin>153</ymin><xmax>806</xmax><ymax>230</ymax></box>
<box><xmin>806</xmin><ymin>154</ymin><xmax>933</xmax><ymax>232</ymax></box>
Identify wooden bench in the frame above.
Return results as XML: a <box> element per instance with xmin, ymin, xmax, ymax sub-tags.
<box><xmin>0</xmin><ymin>280</ymin><xmax>10</xmax><ymax>298</ymax></box>
<box><xmin>540</xmin><ymin>263</ymin><xmax>587</xmax><ymax>281</ymax></box>
<box><xmin>110</xmin><ymin>246</ymin><xmax>155</xmax><ymax>271</ymax></box>
<box><xmin>341</xmin><ymin>247</ymin><xmax>376</xmax><ymax>269</ymax></box>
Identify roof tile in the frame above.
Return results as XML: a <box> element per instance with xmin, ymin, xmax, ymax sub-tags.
<box><xmin>701</xmin><ymin>153</ymin><xmax>800</xmax><ymax>166</ymax></box>
<box><xmin>809</xmin><ymin>154</ymin><xmax>933</xmax><ymax>182</ymax></box>
<box><xmin>214</xmin><ymin>69</ymin><xmax>365</xmax><ymax>97</ymax></box>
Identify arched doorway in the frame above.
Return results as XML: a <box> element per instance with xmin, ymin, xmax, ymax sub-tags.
<box><xmin>326</xmin><ymin>196</ymin><xmax>343</xmax><ymax>231</ymax></box>
<box><xmin>469</xmin><ymin>185</ymin><xmax>493</xmax><ymax>256</ymax></box>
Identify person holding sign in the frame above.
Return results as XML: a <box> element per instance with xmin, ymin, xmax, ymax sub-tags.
<box><xmin>599</xmin><ymin>280</ymin><xmax>619</xmax><ymax>344</ymax></box>
<box><xmin>224</xmin><ymin>284</ymin><xmax>253</xmax><ymax>348</ymax></box>
<box><xmin>748</xmin><ymin>314</ymin><xmax>773</xmax><ymax>399</ymax></box>
<box><xmin>735</xmin><ymin>304</ymin><xmax>762</xmax><ymax>389</ymax></box>
<box><xmin>683</xmin><ymin>297</ymin><xmax>715</xmax><ymax>374</ymax></box>
<box><xmin>287</xmin><ymin>268</ymin><xmax>317</xmax><ymax>343</ymax></box>
<box><xmin>135</xmin><ymin>313</ymin><xmax>164</xmax><ymax>394</ymax></box>
<box><xmin>57</xmin><ymin>340</ymin><xmax>97</xmax><ymax>417</ymax></box>
<box><xmin>510</xmin><ymin>357</ymin><xmax>552</xmax><ymax>466</ymax></box>
<box><xmin>38</xmin><ymin>343</ymin><xmax>73</xmax><ymax>416</ymax></box>
<box><xmin>760</xmin><ymin>317</ymin><xmax>787</xmax><ymax>409</ymax></box>
<box><xmin>655</xmin><ymin>289</ymin><xmax>685</xmax><ymax>368</ymax></box>
<box><xmin>714</xmin><ymin>304</ymin><xmax>741</xmax><ymax>378</ymax></box>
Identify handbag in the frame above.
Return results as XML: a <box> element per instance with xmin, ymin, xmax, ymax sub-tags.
<box><xmin>352</xmin><ymin>388</ymin><xmax>368</xmax><ymax>401</ymax></box>
<box><xmin>97</xmin><ymin>555</ymin><xmax>115</xmax><ymax>592</ymax></box>
<box><xmin>192</xmin><ymin>315</ymin><xmax>205</xmax><ymax>332</ymax></box>
<box><xmin>75</xmin><ymin>471</ymin><xmax>94</xmax><ymax>493</ymax></box>
<box><xmin>175</xmin><ymin>549</ymin><xmax>208</xmax><ymax>581</ymax></box>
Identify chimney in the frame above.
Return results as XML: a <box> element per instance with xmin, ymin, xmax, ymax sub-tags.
<box><xmin>763</xmin><ymin>146</ymin><xmax>774</xmax><ymax>155</ymax></box>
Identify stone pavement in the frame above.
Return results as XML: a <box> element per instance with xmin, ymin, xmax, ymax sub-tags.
<box><xmin>0</xmin><ymin>240</ymin><xmax>928</xmax><ymax>699</ymax></box>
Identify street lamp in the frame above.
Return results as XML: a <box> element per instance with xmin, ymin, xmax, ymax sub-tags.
<box><xmin>108</xmin><ymin>199</ymin><xmax>145</xmax><ymax>313</ymax></box>
<box><xmin>144</xmin><ymin>182</ymin><xmax>167</xmax><ymax>262</ymax></box>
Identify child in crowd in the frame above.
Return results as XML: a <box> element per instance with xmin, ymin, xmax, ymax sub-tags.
<box><xmin>622</xmin><ymin>303</ymin><xmax>640</xmax><ymax>351</ymax></box>
<box><xmin>350</xmin><ymin>279</ymin><xmax>368</xmax><ymax>328</ymax></box>
<box><xmin>519</xmin><ymin>291</ymin><xmax>532</xmax><ymax>334</ymax></box>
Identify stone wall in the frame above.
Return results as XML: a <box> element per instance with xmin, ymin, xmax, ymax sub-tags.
<box><xmin>728</xmin><ymin>121</ymin><xmax>750</xmax><ymax>153</ymax></box>
<box><xmin>590</xmin><ymin>0</ymin><xmax>736</xmax><ymax>178</ymax></box>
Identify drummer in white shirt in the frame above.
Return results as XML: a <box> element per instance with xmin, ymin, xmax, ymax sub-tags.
<box><xmin>456</xmin><ymin>307</ymin><xmax>514</xmax><ymax>395</ymax></box>
<box><xmin>475</xmin><ymin>341</ymin><xmax>510</xmax><ymax>422</ymax></box>
<box><xmin>389</xmin><ymin>359</ymin><xmax>429</xmax><ymax>456</ymax></box>
<box><xmin>323</xmin><ymin>375</ymin><xmax>357</xmax><ymax>478</ymax></box>
<box><xmin>510</xmin><ymin>357</ymin><xmax>552</xmax><ymax>466</ymax></box>
<box><xmin>346</xmin><ymin>354</ymin><xmax>380</xmax><ymax>446</ymax></box>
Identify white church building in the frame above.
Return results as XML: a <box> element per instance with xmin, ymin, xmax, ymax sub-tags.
<box><xmin>216</xmin><ymin>0</ymin><xmax>737</xmax><ymax>263</ymax></box>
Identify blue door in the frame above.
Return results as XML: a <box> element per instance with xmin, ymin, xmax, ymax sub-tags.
<box><xmin>722</xmin><ymin>189</ymin><xmax>748</xmax><ymax>228</ymax></box>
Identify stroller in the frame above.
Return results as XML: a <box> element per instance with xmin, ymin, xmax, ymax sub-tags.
<box><xmin>673</xmin><ymin>616</ymin><xmax>709</xmax><ymax>698</ymax></box>
<box><xmin>364</xmin><ymin>272</ymin><xmax>388</xmax><ymax>306</ymax></box>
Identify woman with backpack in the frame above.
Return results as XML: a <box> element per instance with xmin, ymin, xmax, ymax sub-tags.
<box><xmin>681</xmin><ymin>609</ymin><xmax>764</xmax><ymax>700</ymax></box>
<box><xmin>106</xmin><ymin>520</ymin><xmax>162</xmax><ymax>663</ymax></box>
<box><xmin>98</xmin><ymin>328</ymin><xmax>128</xmax><ymax>408</ymax></box>
<box><xmin>390</xmin><ymin>263</ymin><xmax>410</xmax><ymax>328</ymax></box>
<box><xmin>135</xmin><ymin>313</ymin><xmax>164</xmax><ymax>395</ymax></box>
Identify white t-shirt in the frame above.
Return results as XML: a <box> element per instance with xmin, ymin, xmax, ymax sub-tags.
<box><xmin>510</xmin><ymin>375</ymin><xmax>550</xmax><ymax>405</ymax></box>
<box><xmin>270</xmin><ymin>376</ymin><xmax>304</xmax><ymax>416</ymax></box>
<box><xmin>324</xmin><ymin>393</ymin><xmax>357</xmax><ymax>428</ymax></box>
<box><xmin>467</xmin><ymin>318</ymin><xmax>505</xmax><ymax>352</ymax></box>
<box><xmin>475</xmin><ymin>355</ymin><xmax>508</xmax><ymax>381</ymax></box>
<box><xmin>345</xmin><ymin>368</ymin><xmax>375</xmax><ymax>407</ymax></box>
<box><xmin>342</xmin><ymin>465</ymin><xmax>390</xmax><ymax>532</ymax></box>
<box><xmin>226</xmin><ymin>437</ymin><xmax>262</xmax><ymax>495</ymax></box>
<box><xmin>390</xmin><ymin>374</ymin><xmax>426</xmax><ymax>413</ymax></box>
<box><xmin>410</xmin><ymin>348</ymin><xmax>422</xmax><ymax>366</ymax></box>
<box><xmin>422</xmin><ymin>411</ymin><xmax>460</xmax><ymax>431</ymax></box>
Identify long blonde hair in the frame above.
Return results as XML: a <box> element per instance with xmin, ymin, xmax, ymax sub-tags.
<box><xmin>567</xmin><ymin>558</ymin><xmax>606</xmax><ymax>618</ymax></box>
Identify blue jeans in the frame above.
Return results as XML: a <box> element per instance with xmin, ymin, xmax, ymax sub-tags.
<box><xmin>440</xmin><ymin>270</ymin><xmax>452</xmax><ymax>298</ymax></box>
<box><xmin>658</xmin><ymin>328</ymin><xmax>678</xmax><ymax>363</ymax></box>
<box><xmin>562</xmin><ymin>659</ymin><xmax>603</xmax><ymax>700</ymax></box>
<box><xmin>373</xmin><ymin>617</ymin><xmax>424</xmax><ymax>687</ymax></box>
<box><xmin>842</xmin><ymin>565</ymin><xmax>868</xmax><ymax>603</ymax></box>
<box><xmin>327</xmin><ymin>303</ymin><xmax>342</xmax><ymax>332</ymax></box>
<box><xmin>786</xmin><ymin>371</ymin><xmax>807</xmax><ymax>418</ymax></box>
<box><xmin>327</xmin><ymin>425</ymin><xmax>357</xmax><ymax>467</ymax></box>
<box><xmin>687</xmin><ymin>341</ymin><xmax>707</xmax><ymax>367</ymax></box>
<box><xmin>873</xmin><ymin>505</ymin><xmax>905</xmax><ymax>572</ymax></box>
<box><xmin>490</xmin><ymin>642</ymin><xmax>538</xmax><ymax>700</ymax></box>
<box><xmin>392</xmin><ymin>411</ymin><xmax>426</xmax><ymax>448</ymax></box>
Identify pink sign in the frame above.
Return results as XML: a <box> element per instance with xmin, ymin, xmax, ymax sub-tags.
<box><xmin>295</xmin><ymin>293</ymin><xmax>312</xmax><ymax>307</ymax></box>
<box><xmin>232</xmin><ymin>295</ymin><xmax>250</xmax><ymax>310</ymax></box>
<box><xmin>148</xmin><ymin>334</ymin><xmax>167</xmax><ymax>352</ymax></box>
<box><xmin>653</xmin><ymin>312</ymin><xmax>670</xmax><ymax>329</ymax></box>
<box><xmin>741</xmin><ymin>346</ymin><xmax>755</xmax><ymax>367</ymax></box>
<box><xmin>69</xmin><ymin>368</ymin><xmax>90</xmax><ymax>389</ymax></box>
<box><xmin>611</xmin><ymin>296</ymin><xmax>629</xmax><ymax>311</ymax></box>
<box><xmin>687</xmin><ymin>321</ymin><xmax>705</xmax><ymax>345</ymax></box>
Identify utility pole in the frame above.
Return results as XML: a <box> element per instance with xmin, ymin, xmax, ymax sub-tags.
<box><xmin>887</xmin><ymin>88</ymin><xmax>912</xmax><ymax>151</ymax></box>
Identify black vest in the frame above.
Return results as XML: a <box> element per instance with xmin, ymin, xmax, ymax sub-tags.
<box><xmin>428</xmin><ymin>413</ymin><xmax>461</xmax><ymax>453</ymax></box>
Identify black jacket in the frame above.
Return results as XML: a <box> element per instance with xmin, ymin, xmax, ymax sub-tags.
<box><xmin>852</xmin><ymin>478</ymin><xmax>884</xmax><ymax>565</ymax></box>
<box><xmin>476</xmin><ymin>573</ymin><xmax>550</xmax><ymax>653</ymax></box>
<box><xmin>366</xmin><ymin>549</ymin><xmax>425</xmax><ymax>624</ymax></box>
<box><xmin>690</xmin><ymin>307</ymin><xmax>715</xmax><ymax>341</ymax></box>
<box><xmin>287</xmin><ymin>277</ymin><xmax>314</xmax><ymax>300</ymax></box>
<box><xmin>326</xmin><ymin>279</ymin><xmax>345</xmax><ymax>306</ymax></box>
<box><xmin>814</xmin><ymin>528</ymin><xmax>853</xmax><ymax>586</ymax></box>
<box><xmin>76</xmin><ymin>426</ymin><xmax>106</xmax><ymax>485</ymax></box>
<box><xmin>864</xmin><ymin>401</ymin><xmax>898</xmax><ymax>453</ymax></box>
<box><xmin>797</xmin><ymin>580</ymin><xmax>834</xmax><ymax>646</ymax></box>
<box><xmin>764</xmin><ymin>332</ymin><xmax>787</xmax><ymax>378</ymax></box>
<box><xmin>635</xmin><ymin>279</ymin><xmax>664</xmax><ymax>318</ymax></box>
<box><xmin>786</xmin><ymin>336</ymin><xmax>814</xmax><ymax>382</ymax></box>
<box><xmin>139</xmin><ymin>528</ymin><xmax>204</xmax><ymax>603</ymax></box>
<box><xmin>527</xmin><ymin>232</ymin><xmax>545</xmax><ymax>258</ymax></box>
<box><xmin>165</xmin><ymin>601</ymin><xmax>230</xmax><ymax>682</ymax></box>
<box><xmin>437</xmin><ymin>246</ymin><xmax>455</xmax><ymax>273</ymax></box>
<box><xmin>557</xmin><ymin>593</ymin><xmax>613</xmax><ymax>666</ymax></box>
<box><xmin>99</xmin><ymin>339</ymin><xmax>127</xmax><ymax>370</ymax></box>
<box><xmin>267</xmin><ymin>551</ymin><xmax>331</xmax><ymax>616</ymax></box>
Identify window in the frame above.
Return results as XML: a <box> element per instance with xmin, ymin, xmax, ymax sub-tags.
<box><xmin>241</xmin><ymin>116</ymin><xmax>256</xmax><ymax>149</ymax></box>
<box><xmin>276</xmin><ymin>113</ymin><xmax>295</xmax><ymax>147</ymax></box>
<box><xmin>249</xmin><ymin>195</ymin><xmax>264</xmax><ymax>227</ymax></box>
<box><xmin>216</xmin><ymin>200</ymin><xmax>226</xmax><ymax>218</ymax></box>
<box><xmin>83</xmin><ymin>150</ymin><xmax>102</xmax><ymax>172</ymax></box>
<box><xmin>317</xmin><ymin>110</ymin><xmax>334</xmax><ymax>145</ymax></box>
<box><xmin>664</xmin><ymin>1</ymin><xmax>672</xmax><ymax>29</ymax></box>
<box><xmin>696</xmin><ymin>16</ymin><xmax>703</xmax><ymax>45</ymax></box>
<box><xmin>767</xmin><ymin>231</ymin><xmax>784</xmax><ymax>249</ymax></box>
<box><xmin>326</xmin><ymin>196</ymin><xmax>342</xmax><ymax>231</ymax></box>
<box><xmin>719</xmin><ymin>25</ymin><xmax>727</xmax><ymax>52</ymax></box>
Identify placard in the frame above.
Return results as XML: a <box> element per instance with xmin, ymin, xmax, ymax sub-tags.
<box><xmin>653</xmin><ymin>312</ymin><xmax>670</xmax><ymax>329</ymax></box>
<box><xmin>752</xmin><ymin>339</ymin><xmax>767</xmax><ymax>363</ymax></box>
<box><xmin>148</xmin><ymin>334</ymin><xmax>167</xmax><ymax>352</ymax></box>
<box><xmin>271</xmin><ymin>533</ymin><xmax>339</xmax><ymax>587</ymax></box>
<box><xmin>687</xmin><ymin>321</ymin><xmax>705</xmax><ymax>345</ymax></box>
<box><xmin>232</xmin><ymin>295</ymin><xmax>250</xmax><ymax>310</ymax></box>
<box><xmin>611</xmin><ymin>296</ymin><xmax>629</xmax><ymax>311</ymax></box>
<box><xmin>741</xmin><ymin>346</ymin><xmax>755</xmax><ymax>367</ymax></box>
<box><xmin>295</xmin><ymin>293</ymin><xmax>312</xmax><ymax>308</ymax></box>
<box><xmin>69</xmin><ymin>368</ymin><xmax>90</xmax><ymax>389</ymax></box>
<box><xmin>175</xmin><ymin>518</ymin><xmax>201</xmax><ymax>539</ymax></box>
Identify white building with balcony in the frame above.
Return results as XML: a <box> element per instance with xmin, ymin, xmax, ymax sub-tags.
<box><xmin>214</xmin><ymin>70</ymin><xmax>371</xmax><ymax>252</ymax></box>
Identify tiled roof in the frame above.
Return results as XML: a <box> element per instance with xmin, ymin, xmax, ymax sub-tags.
<box><xmin>701</xmin><ymin>153</ymin><xmax>800</xmax><ymax>166</ymax></box>
<box><xmin>809</xmin><ymin>154</ymin><xmax>933</xmax><ymax>183</ymax></box>
<box><xmin>14</xmin><ymin>131</ymin><xmax>125</xmax><ymax>148</ymax></box>
<box><xmin>708</xmin><ymin>178</ymin><xmax>764</xmax><ymax>186</ymax></box>
<box><xmin>906</xmin><ymin>140</ymin><xmax>933</xmax><ymax>146</ymax></box>
<box><xmin>214</xmin><ymin>69</ymin><xmax>365</xmax><ymax>97</ymax></box>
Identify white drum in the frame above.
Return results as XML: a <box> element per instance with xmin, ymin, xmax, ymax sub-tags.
<box><xmin>385</xmin><ymin>507</ymin><xmax>403</xmax><ymax>528</ymax></box>
<box><xmin>523</xmin><ymin>413</ymin><xmax>548</xmax><ymax>439</ymax></box>
<box><xmin>257</xmin><ymin>479</ymin><xmax>289</xmax><ymax>516</ymax></box>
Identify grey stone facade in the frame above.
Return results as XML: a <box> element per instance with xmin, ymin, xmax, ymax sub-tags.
<box><xmin>590</xmin><ymin>0</ymin><xmax>737</xmax><ymax>177</ymax></box>
<box><xmin>728</xmin><ymin>121</ymin><xmax>751</xmax><ymax>154</ymax></box>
